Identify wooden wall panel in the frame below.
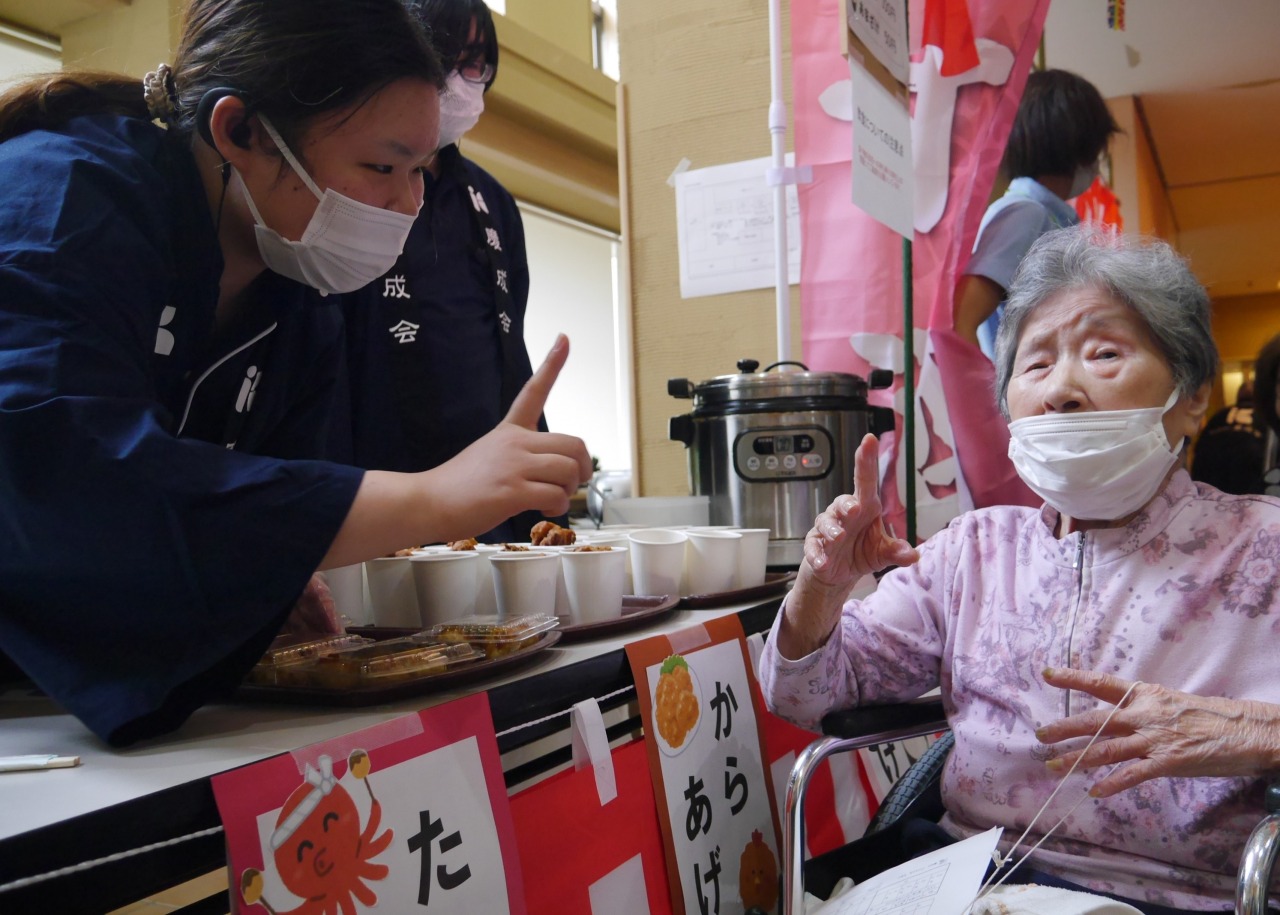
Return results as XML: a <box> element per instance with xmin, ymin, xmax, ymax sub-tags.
<box><xmin>469</xmin><ymin>15</ymin><xmax>619</xmax><ymax>232</ymax></box>
<box><xmin>619</xmin><ymin>0</ymin><xmax>802</xmax><ymax>496</ymax></box>
<box><xmin>59</xmin><ymin>0</ymin><xmax>179</xmax><ymax>76</ymax></box>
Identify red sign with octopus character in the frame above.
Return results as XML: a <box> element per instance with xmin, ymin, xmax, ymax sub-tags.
<box><xmin>213</xmin><ymin>693</ymin><xmax>524</xmax><ymax>914</ymax></box>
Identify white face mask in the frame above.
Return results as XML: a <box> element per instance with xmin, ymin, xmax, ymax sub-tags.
<box><xmin>437</xmin><ymin>72</ymin><xmax>486</xmax><ymax>147</ymax></box>
<box><xmin>234</xmin><ymin>115</ymin><xmax>416</xmax><ymax>296</ymax></box>
<box><xmin>1068</xmin><ymin>161</ymin><xmax>1099</xmax><ymax>198</ymax></box>
<box><xmin>1007</xmin><ymin>389</ymin><xmax>1182</xmax><ymax>521</ymax></box>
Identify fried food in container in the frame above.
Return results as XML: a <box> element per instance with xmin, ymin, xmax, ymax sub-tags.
<box><xmin>306</xmin><ymin>637</ymin><xmax>484</xmax><ymax>689</ymax></box>
<box><xmin>425</xmin><ymin>613</ymin><xmax>559</xmax><ymax>658</ymax></box>
<box><xmin>246</xmin><ymin>634</ymin><xmax>374</xmax><ymax>686</ymax></box>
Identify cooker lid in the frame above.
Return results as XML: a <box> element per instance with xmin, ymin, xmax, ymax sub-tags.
<box><xmin>670</xmin><ymin>359</ymin><xmax>874</xmax><ymax>413</ymax></box>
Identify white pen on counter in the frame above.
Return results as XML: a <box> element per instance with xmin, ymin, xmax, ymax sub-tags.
<box><xmin>0</xmin><ymin>754</ymin><xmax>82</xmax><ymax>773</ymax></box>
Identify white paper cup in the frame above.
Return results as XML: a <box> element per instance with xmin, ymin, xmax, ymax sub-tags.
<box><xmin>574</xmin><ymin>534</ymin><xmax>631</xmax><ymax>592</ymax></box>
<box><xmin>471</xmin><ymin>545</ymin><xmax>501</xmax><ymax>616</ymax></box>
<box><xmin>561</xmin><ymin>547</ymin><xmax>629</xmax><ymax>625</ymax></box>
<box><xmin>365</xmin><ymin>556</ymin><xmax>420</xmax><ymax>628</ymax></box>
<box><xmin>489</xmin><ymin>552</ymin><xmax>559</xmax><ymax>619</ymax></box>
<box><xmin>731</xmin><ymin>528</ymin><xmax>772</xmax><ymax>589</ymax></box>
<box><xmin>531</xmin><ymin>547</ymin><xmax>572</xmax><ymax>624</ymax></box>
<box><xmin>410</xmin><ymin>552</ymin><xmax>480</xmax><ymax>627</ymax></box>
<box><xmin>324</xmin><ymin>563</ymin><xmax>369</xmax><ymax>625</ymax></box>
<box><xmin>580</xmin><ymin>533</ymin><xmax>630</xmax><ymax>547</ymax></box>
<box><xmin>628</xmin><ymin>528</ymin><xmax>688</xmax><ymax>596</ymax></box>
<box><xmin>686</xmin><ymin>529</ymin><xmax>743</xmax><ymax>595</ymax></box>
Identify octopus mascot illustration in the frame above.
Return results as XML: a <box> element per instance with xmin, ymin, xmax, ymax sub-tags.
<box><xmin>240</xmin><ymin>749</ymin><xmax>393</xmax><ymax>915</ymax></box>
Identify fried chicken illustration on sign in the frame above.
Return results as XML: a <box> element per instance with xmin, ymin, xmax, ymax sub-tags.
<box><xmin>655</xmin><ymin>654</ymin><xmax>700</xmax><ymax>749</ymax></box>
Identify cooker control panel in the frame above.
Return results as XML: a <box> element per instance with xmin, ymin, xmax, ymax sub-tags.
<box><xmin>733</xmin><ymin>426</ymin><xmax>834</xmax><ymax>481</ymax></box>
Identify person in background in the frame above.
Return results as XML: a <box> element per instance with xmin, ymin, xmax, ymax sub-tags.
<box><xmin>332</xmin><ymin>0</ymin><xmax>559</xmax><ymax>543</ymax></box>
<box><xmin>1250</xmin><ymin>333</ymin><xmax>1280</xmax><ymax>496</ymax></box>
<box><xmin>953</xmin><ymin>69</ymin><xmax>1120</xmax><ymax>358</ymax></box>
<box><xmin>0</xmin><ymin>0</ymin><xmax>590</xmax><ymax>746</ymax></box>
<box><xmin>1189</xmin><ymin>378</ymin><xmax>1266</xmax><ymax>495</ymax></box>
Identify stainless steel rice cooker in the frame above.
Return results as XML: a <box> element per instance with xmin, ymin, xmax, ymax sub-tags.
<box><xmin>668</xmin><ymin>359</ymin><xmax>894</xmax><ymax>568</ymax></box>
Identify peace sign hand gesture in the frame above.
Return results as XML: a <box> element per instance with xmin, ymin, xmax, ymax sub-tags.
<box><xmin>775</xmin><ymin>433</ymin><xmax>919</xmax><ymax>659</ymax></box>
<box><xmin>804</xmin><ymin>433</ymin><xmax>920</xmax><ymax>588</ymax></box>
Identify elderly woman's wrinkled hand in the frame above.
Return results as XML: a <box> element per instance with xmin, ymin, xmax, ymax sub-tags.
<box><xmin>803</xmin><ymin>433</ymin><xmax>919</xmax><ymax>589</ymax></box>
<box><xmin>1036</xmin><ymin>667</ymin><xmax>1280</xmax><ymax>798</ymax></box>
<box><xmin>775</xmin><ymin>434</ymin><xmax>918</xmax><ymax>660</ymax></box>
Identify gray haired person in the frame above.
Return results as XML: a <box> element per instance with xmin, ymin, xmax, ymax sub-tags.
<box><xmin>995</xmin><ymin>225</ymin><xmax>1218</xmax><ymax>419</ymax></box>
<box><xmin>761</xmin><ymin>223</ymin><xmax>1280</xmax><ymax>911</ymax></box>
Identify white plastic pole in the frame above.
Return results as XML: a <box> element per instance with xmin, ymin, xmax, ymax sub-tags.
<box><xmin>768</xmin><ymin>0</ymin><xmax>792</xmax><ymax>367</ymax></box>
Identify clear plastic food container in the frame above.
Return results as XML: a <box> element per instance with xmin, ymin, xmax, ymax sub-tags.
<box><xmin>246</xmin><ymin>634</ymin><xmax>374</xmax><ymax>686</ymax></box>
<box><xmin>423</xmin><ymin>613</ymin><xmax>560</xmax><ymax>658</ymax></box>
<box><xmin>306</xmin><ymin>637</ymin><xmax>485</xmax><ymax>689</ymax></box>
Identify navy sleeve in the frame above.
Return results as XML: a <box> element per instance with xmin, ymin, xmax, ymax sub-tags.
<box><xmin>0</xmin><ymin>118</ymin><xmax>362</xmax><ymax>745</ymax></box>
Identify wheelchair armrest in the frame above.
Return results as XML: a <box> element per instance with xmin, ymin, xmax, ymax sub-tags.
<box><xmin>785</xmin><ymin>697</ymin><xmax>947</xmax><ymax>915</ymax></box>
<box><xmin>1236</xmin><ymin>784</ymin><xmax>1280</xmax><ymax>915</ymax></box>
<box><xmin>821</xmin><ymin>696</ymin><xmax>947</xmax><ymax>743</ymax></box>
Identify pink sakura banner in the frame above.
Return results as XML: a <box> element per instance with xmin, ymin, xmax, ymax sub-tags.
<box><xmin>795</xmin><ymin>0</ymin><xmax>1047</xmax><ymax>537</ymax></box>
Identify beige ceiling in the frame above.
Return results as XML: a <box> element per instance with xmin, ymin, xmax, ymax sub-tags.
<box><xmin>1044</xmin><ymin>0</ymin><xmax>1280</xmax><ymax>300</ymax></box>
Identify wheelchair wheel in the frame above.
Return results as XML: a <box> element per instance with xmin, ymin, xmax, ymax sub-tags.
<box><xmin>865</xmin><ymin>730</ymin><xmax>954</xmax><ymax>835</ymax></box>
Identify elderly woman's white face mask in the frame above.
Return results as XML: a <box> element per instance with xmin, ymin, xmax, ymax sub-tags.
<box><xmin>1003</xmin><ymin>288</ymin><xmax>1204</xmax><ymax>523</ymax></box>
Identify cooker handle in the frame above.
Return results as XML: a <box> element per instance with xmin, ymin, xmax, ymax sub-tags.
<box><xmin>869</xmin><ymin>406</ymin><xmax>896</xmax><ymax>437</ymax></box>
<box><xmin>761</xmin><ymin>360</ymin><xmax>810</xmax><ymax>373</ymax></box>
<box><xmin>667</xmin><ymin>377</ymin><xmax>693</xmax><ymax>399</ymax></box>
<box><xmin>868</xmin><ymin>368</ymin><xmax>894</xmax><ymax>389</ymax></box>
<box><xmin>669</xmin><ymin>413</ymin><xmax>695</xmax><ymax>446</ymax></box>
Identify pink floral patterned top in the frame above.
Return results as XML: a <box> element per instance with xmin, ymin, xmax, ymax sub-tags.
<box><xmin>760</xmin><ymin>470</ymin><xmax>1280</xmax><ymax>909</ymax></box>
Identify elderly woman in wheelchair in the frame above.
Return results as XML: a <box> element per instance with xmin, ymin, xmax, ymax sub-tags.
<box><xmin>761</xmin><ymin>225</ymin><xmax>1280</xmax><ymax>914</ymax></box>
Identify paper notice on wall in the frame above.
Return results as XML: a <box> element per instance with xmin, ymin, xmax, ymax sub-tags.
<box><xmin>675</xmin><ymin>155</ymin><xmax>801</xmax><ymax>299</ymax></box>
<box><xmin>845</xmin><ymin>0</ymin><xmax>909</xmax><ymax>84</ymax></box>
<box><xmin>849</xmin><ymin>60</ymin><xmax>914</xmax><ymax>239</ymax></box>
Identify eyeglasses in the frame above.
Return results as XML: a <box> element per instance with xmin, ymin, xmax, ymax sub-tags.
<box><xmin>457</xmin><ymin>60</ymin><xmax>494</xmax><ymax>85</ymax></box>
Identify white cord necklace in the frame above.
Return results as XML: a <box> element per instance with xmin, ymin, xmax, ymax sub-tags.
<box><xmin>960</xmin><ymin>680</ymin><xmax>1142</xmax><ymax>914</ymax></box>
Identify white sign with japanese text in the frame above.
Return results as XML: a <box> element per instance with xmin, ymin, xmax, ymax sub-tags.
<box><xmin>645</xmin><ymin>639</ymin><xmax>778</xmax><ymax>915</ymax></box>
<box><xmin>213</xmin><ymin>695</ymin><xmax>525</xmax><ymax>915</ymax></box>
<box><xmin>675</xmin><ymin>155</ymin><xmax>802</xmax><ymax>299</ymax></box>
<box><xmin>846</xmin><ymin>0</ymin><xmax>910</xmax><ymax>83</ymax></box>
<box><xmin>849</xmin><ymin>60</ymin><xmax>914</xmax><ymax>239</ymax></box>
<box><xmin>246</xmin><ymin>738</ymin><xmax>510</xmax><ymax>913</ymax></box>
